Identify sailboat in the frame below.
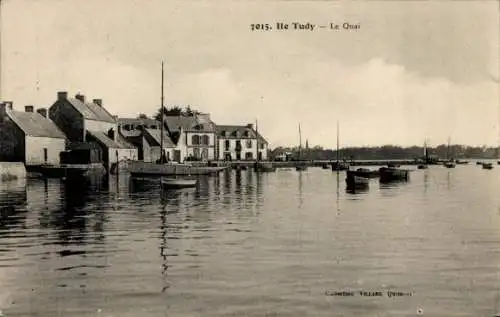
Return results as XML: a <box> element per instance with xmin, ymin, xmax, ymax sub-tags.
<box><xmin>417</xmin><ymin>139</ymin><xmax>429</xmax><ymax>169</ymax></box>
<box><xmin>295</xmin><ymin>123</ymin><xmax>308</xmax><ymax>171</ymax></box>
<box><xmin>129</xmin><ymin>62</ymin><xmax>225</xmax><ymax>178</ymax></box>
<box><xmin>444</xmin><ymin>137</ymin><xmax>456</xmax><ymax>168</ymax></box>
<box><xmin>331</xmin><ymin>120</ymin><xmax>349</xmax><ymax>171</ymax></box>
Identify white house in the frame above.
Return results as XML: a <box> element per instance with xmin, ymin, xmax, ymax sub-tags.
<box><xmin>164</xmin><ymin>113</ymin><xmax>217</xmax><ymax>161</ymax></box>
<box><xmin>215</xmin><ymin>123</ymin><xmax>269</xmax><ymax>161</ymax></box>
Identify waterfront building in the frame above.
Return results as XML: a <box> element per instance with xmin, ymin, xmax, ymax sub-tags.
<box><xmin>164</xmin><ymin>113</ymin><xmax>217</xmax><ymax>161</ymax></box>
<box><xmin>0</xmin><ymin>102</ymin><xmax>66</xmax><ymax>165</ymax></box>
<box><xmin>49</xmin><ymin>92</ymin><xmax>137</xmax><ymax>170</ymax></box>
<box><xmin>215</xmin><ymin>123</ymin><xmax>268</xmax><ymax>161</ymax></box>
<box><xmin>118</xmin><ymin>117</ymin><xmax>187</xmax><ymax>162</ymax></box>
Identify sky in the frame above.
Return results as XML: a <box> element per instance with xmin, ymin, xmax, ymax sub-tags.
<box><xmin>0</xmin><ymin>0</ymin><xmax>499</xmax><ymax>149</ymax></box>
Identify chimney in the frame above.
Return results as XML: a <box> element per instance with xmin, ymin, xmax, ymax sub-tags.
<box><xmin>0</xmin><ymin>101</ymin><xmax>12</xmax><ymax>123</ymax></box>
<box><xmin>246</xmin><ymin>123</ymin><xmax>254</xmax><ymax>130</ymax></box>
<box><xmin>25</xmin><ymin>105</ymin><xmax>34</xmax><ymax>113</ymax></box>
<box><xmin>75</xmin><ymin>93</ymin><xmax>85</xmax><ymax>103</ymax></box>
<box><xmin>37</xmin><ymin>108</ymin><xmax>48</xmax><ymax>118</ymax></box>
<box><xmin>93</xmin><ymin>98</ymin><xmax>102</xmax><ymax>107</ymax></box>
<box><xmin>57</xmin><ymin>91</ymin><xmax>68</xmax><ymax>100</ymax></box>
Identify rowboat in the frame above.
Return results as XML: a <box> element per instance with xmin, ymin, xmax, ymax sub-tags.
<box><xmin>349</xmin><ymin>168</ymin><xmax>379</xmax><ymax>178</ymax></box>
<box><xmin>482</xmin><ymin>163</ymin><xmax>493</xmax><ymax>170</ymax></box>
<box><xmin>444</xmin><ymin>161</ymin><xmax>456</xmax><ymax>168</ymax></box>
<box><xmin>161</xmin><ymin>177</ymin><xmax>197</xmax><ymax>189</ymax></box>
<box><xmin>346</xmin><ymin>171</ymin><xmax>369</xmax><ymax>188</ymax></box>
<box><xmin>379</xmin><ymin>166</ymin><xmax>410</xmax><ymax>182</ymax></box>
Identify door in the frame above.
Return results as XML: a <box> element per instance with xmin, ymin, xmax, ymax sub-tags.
<box><xmin>43</xmin><ymin>148</ymin><xmax>48</xmax><ymax>163</ymax></box>
<box><xmin>173</xmin><ymin>150</ymin><xmax>181</xmax><ymax>162</ymax></box>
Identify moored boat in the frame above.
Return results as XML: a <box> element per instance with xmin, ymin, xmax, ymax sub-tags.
<box><xmin>379</xmin><ymin>166</ymin><xmax>410</xmax><ymax>182</ymax></box>
<box><xmin>348</xmin><ymin>168</ymin><xmax>379</xmax><ymax>178</ymax></box>
<box><xmin>455</xmin><ymin>159</ymin><xmax>469</xmax><ymax>165</ymax></box>
<box><xmin>129</xmin><ymin>161</ymin><xmax>227</xmax><ymax>176</ymax></box>
<box><xmin>346</xmin><ymin>171</ymin><xmax>369</xmax><ymax>188</ymax></box>
<box><xmin>321</xmin><ymin>163</ymin><xmax>330</xmax><ymax>169</ymax></box>
<box><xmin>161</xmin><ymin>177</ymin><xmax>197</xmax><ymax>189</ymax></box>
<box><xmin>417</xmin><ymin>164</ymin><xmax>428</xmax><ymax>169</ymax></box>
<box><xmin>482</xmin><ymin>162</ymin><xmax>493</xmax><ymax>170</ymax></box>
<box><xmin>444</xmin><ymin>161</ymin><xmax>456</xmax><ymax>168</ymax></box>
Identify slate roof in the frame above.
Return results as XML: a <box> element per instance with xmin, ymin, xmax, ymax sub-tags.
<box><xmin>118</xmin><ymin>117</ymin><xmax>160</xmax><ymax>127</ymax></box>
<box><xmin>144</xmin><ymin>128</ymin><xmax>176</xmax><ymax>148</ymax></box>
<box><xmin>8</xmin><ymin>110</ymin><xmax>66</xmax><ymax>139</ymax></box>
<box><xmin>67</xmin><ymin>98</ymin><xmax>116</xmax><ymax>123</ymax></box>
<box><xmin>87</xmin><ymin>131</ymin><xmax>135</xmax><ymax>149</ymax></box>
<box><xmin>164</xmin><ymin>115</ymin><xmax>215</xmax><ymax>132</ymax></box>
<box><xmin>216</xmin><ymin>125</ymin><xmax>268</xmax><ymax>144</ymax></box>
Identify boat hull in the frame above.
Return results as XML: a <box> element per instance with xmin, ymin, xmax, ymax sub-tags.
<box><xmin>129</xmin><ymin>161</ymin><xmax>228</xmax><ymax>176</ymax></box>
<box><xmin>379</xmin><ymin>167</ymin><xmax>410</xmax><ymax>182</ymax></box>
<box><xmin>161</xmin><ymin>178</ymin><xmax>197</xmax><ymax>189</ymax></box>
<box><xmin>346</xmin><ymin>174</ymin><xmax>369</xmax><ymax>188</ymax></box>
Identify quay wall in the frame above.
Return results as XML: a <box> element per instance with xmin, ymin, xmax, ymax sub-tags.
<box><xmin>0</xmin><ymin>162</ymin><xmax>27</xmax><ymax>181</ymax></box>
<box><xmin>208</xmin><ymin>160</ymin><xmax>423</xmax><ymax>168</ymax></box>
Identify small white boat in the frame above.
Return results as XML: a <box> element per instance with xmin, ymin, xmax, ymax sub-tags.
<box><xmin>161</xmin><ymin>177</ymin><xmax>197</xmax><ymax>189</ymax></box>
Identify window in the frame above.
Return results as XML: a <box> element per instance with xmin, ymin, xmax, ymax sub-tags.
<box><xmin>192</xmin><ymin>135</ymin><xmax>200</xmax><ymax>145</ymax></box>
<box><xmin>221</xmin><ymin>131</ymin><xmax>227</xmax><ymax>137</ymax></box>
<box><xmin>224</xmin><ymin>140</ymin><xmax>230</xmax><ymax>150</ymax></box>
<box><xmin>244</xmin><ymin>131</ymin><xmax>249</xmax><ymax>137</ymax></box>
<box><xmin>201</xmin><ymin>148</ymin><xmax>208</xmax><ymax>160</ymax></box>
<box><xmin>246</xmin><ymin>140</ymin><xmax>252</xmax><ymax>148</ymax></box>
<box><xmin>245</xmin><ymin>152</ymin><xmax>253</xmax><ymax>160</ymax></box>
<box><xmin>235</xmin><ymin>140</ymin><xmax>242</xmax><ymax>152</ymax></box>
<box><xmin>260</xmin><ymin>143</ymin><xmax>265</xmax><ymax>149</ymax></box>
<box><xmin>193</xmin><ymin>148</ymin><xmax>200</xmax><ymax>158</ymax></box>
<box><xmin>202</xmin><ymin>135</ymin><xmax>209</xmax><ymax>145</ymax></box>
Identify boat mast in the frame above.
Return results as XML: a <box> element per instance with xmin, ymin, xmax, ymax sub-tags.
<box><xmin>336</xmin><ymin>120</ymin><xmax>340</xmax><ymax>163</ymax></box>
<box><xmin>298</xmin><ymin>123</ymin><xmax>302</xmax><ymax>161</ymax></box>
<box><xmin>255</xmin><ymin>119</ymin><xmax>259</xmax><ymax>162</ymax></box>
<box><xmin>160</xmin><ymin>61</ymin><xmax>165</xmax><ymax>159</ymax></box>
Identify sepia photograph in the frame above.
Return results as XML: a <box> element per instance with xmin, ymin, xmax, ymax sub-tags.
<box><xmin>0</xmin><ymin>0</ymin><xmax>499</xmax><ymax>316</ymax></box>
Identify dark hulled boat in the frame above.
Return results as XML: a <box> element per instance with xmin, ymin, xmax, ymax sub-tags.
<box><xmin>379</xmin><ymin>166</ymin><xmax>410</xmax><ymax>183</ymax></box>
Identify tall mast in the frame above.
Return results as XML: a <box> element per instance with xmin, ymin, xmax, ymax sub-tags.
<box><xmin>336</xmin><ymin>120</ymin><xmax>340</xmax><ymax>163</ymax></box>
<box><xmin>255</xmin><ymin>119</ymin><xmax>259</xmax><ymax>162</ymax></box>
<box><xmin>160</xmin><ymin>61</ymin><xmax>165</xmax><ymax>152</ymax></box>
<box><xmin>298</xmin><ymin>123</ymin><xmax>302</xmax><ymax>160</ymax></box>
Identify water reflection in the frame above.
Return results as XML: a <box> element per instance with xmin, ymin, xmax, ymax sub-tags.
<box><xmin>0</xmin><ymin>179</ymin><xmax>27</xmax><ymax>230</ymax></box>
<box><xmin>298</xmin><ymin>171</ymin><xmax>304</xmax><ymax>208</ymax></box>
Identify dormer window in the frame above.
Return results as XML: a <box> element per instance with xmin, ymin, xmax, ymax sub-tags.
<box><xmin>221</xmin><ymin>131</ymin><xmax>227</xmax><ymax>137</ymax></box>
<box><xmin>150</xmin><ymin>125</ymin><xmax>157</xmax><ymax>129</ymax></box>
<box><xmin>244</xmin><ymin>130</ymin><xmax>249</xmax><ymax>137</ymax></box>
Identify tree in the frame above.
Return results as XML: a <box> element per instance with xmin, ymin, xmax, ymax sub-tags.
<box><xmin>137</xmin><ymin>113</ymin><xmax>148</xmax><ymax>119</ymax></box>
<box><xmin>153</xmin><ymin>105</ymin><xmax>201</xmax><ymax>120</ymax></box>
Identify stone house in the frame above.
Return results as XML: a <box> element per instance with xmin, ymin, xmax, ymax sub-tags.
<box><xmin>215</xmin><ymin>123</ymin><xmax>269</xmax><ymax>161</ymax></box>
<box><xmin>48</xmin><ymin>92</ymin><xmax>137</xmax><ymax>170</ymax></box>
<box><xmin>0</xmin><ymin>102</ymin><xmax>66</xmax><ymax>165</ymax></box>
<box><xmin>164</xmin><ymin>113</ymin><xmax>216</xmax><ymax>161</ymax></box>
